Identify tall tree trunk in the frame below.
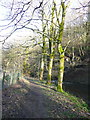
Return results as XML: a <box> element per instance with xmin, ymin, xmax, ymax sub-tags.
<box><xmin>47</xmin><ymin>0</ymin><xmax>55</xmax><ymax>84</ymax></box>
<box><xmin>56</xmin><ymin>1</ymin><xmax>66</xmax><ymax>92</ymax></box>
<box><xmin>47</xmin><ymin>54</ymin><xmax>54</xmax><ymax>84</ymax></box>
<box><xmin>39</xmin><ymin>4</ymin><xmax>46</xmax><ymax>81</ymax></box>
<box><xmin>47</xmin><ymin>38</ymin><xmax>54</xmax><ymax>84</ymax></box>
<box><xmin>39</xmin><ymin>55</ymin><xmax>44</xmax><ymax>81</ymax></box>
<box><xmin>57</xmin><ymin>51</ymin><xmax>64</xmax><ymax>92</ymax></box>
<box><xmin>39</xmin><ymin>31</ymin><xmax>46</xmax><ymax>81</ymax></box>
<box><xmin>72</xmin><ymin>46</ymin><xmax>75</xmax><ymax>66</ymax></box>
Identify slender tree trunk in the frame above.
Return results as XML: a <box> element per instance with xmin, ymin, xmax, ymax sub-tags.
<box><xmin>39</xmin><ymin>31</ymin><xmax>46</xmax><ymax>81</ymax></box>
<box><xmin>57</xmin><ymin>51</ymin><xmax>64</xmax><ymax>92</ymax></box>
<box><xmin>47</xmin><ymin>54</ymin><xmax>54</xmax><ymax>84</ymax></box>
<box><xmin>56</xmin><ymin>1</ymin><xmax>66</xmax><ymax>92</ymax></box>
<box><xmin>47</xmin><ymin>39</ymin><xmax>54</xmax><ymax>84</ymax></box>
<box><xmin>72</xmin><ymin>46</ymin><xmax>75</xmax><ymax>66</ymax></box>
<box><xmin>39</xmin><ymin>4</ymin><xmax>47</xmax><ymax>81</ymax></box>
<box><xmin>47</xmin><ymin>0</ymin><xmax>55</xmax><ymax>84</ymax></box>
<box><xmin>39</xmin><ymin>55</ymin><xmax>44</xmax><ymax>81</ymax></box>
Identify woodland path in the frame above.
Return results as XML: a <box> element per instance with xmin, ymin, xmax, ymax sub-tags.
<box><xmin>2</xmin><ymin>77</ymin><xmax>90</xmax><ymax>119</ymax></box>
<box><xmin>2</xmin><ymin>78</ymin><xmax>49</xmax><ymax>118</ymax></box>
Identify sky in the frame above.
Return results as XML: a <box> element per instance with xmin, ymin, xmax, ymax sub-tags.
<box><xmin>0</xmin><ymin>0</ymin><xmax>89</xmax><ymax>47</ymax></box>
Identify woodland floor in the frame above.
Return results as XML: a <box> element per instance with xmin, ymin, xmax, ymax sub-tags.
<box><xmin>2</xmin><ymin>77</ymin><xmax>90</xmax><ymax>119</ymax></box>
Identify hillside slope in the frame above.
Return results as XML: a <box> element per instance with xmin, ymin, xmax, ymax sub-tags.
<box><xmin>2</xmin><ymin>78</ymin><xmax>90</xmax><ymax>119</ymax></box>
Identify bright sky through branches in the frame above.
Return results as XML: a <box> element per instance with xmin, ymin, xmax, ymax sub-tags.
<box><xmin>0</xmin><ymin>0</ymin><xmax>89</xmax><ymax>46</ymax></box>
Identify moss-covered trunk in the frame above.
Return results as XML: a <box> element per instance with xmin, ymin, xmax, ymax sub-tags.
<box><xmin>56</xmin><ymin>1</ymin><xmax>66</xmax><ymax>92</ymax></box>
<box><xmin>47</xmin><ymin>40</ymin><xmax>54</xmax><ymax>84</ymax></box>
<box><xmin>57</xmin><ymin>51</ymin><xmax>64</xmax><ymax>92</ymax></box>
<box><xmin>47</xmin><ymin>1</ymin><xmax>55</xmax><ymax>84</ymax></box>
<box><xmin>47</xmin><ymin>54</ymin><xmax>54</xmax><ymax>84</ymax></box>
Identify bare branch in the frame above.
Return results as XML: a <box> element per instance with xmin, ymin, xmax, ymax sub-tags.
<box><xmin>32</xmin><ymin>1</ymin><xmax>43</xmax><ymax>15</ymax></box>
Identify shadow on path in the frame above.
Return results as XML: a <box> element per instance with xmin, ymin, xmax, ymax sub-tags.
<box><xmin>2</xmin><ymin>78</ymin><xmax>90</xmax><ymax>119</ymax></box>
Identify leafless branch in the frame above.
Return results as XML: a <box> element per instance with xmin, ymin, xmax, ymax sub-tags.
<box><xmin>32</xmin><ymin>1</ymin><xmax>43</xmax><ymax>15</ymax></box>
<box><xmin>0</xmin><ymin>0</ymin><xmax>45</xmax><ymax>44</ymax></box>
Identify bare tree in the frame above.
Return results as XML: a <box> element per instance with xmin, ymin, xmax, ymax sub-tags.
<box><xmin>0</xmin><ymin>0</ymin><xmax>43</xmax><ymax>44</ymax></box>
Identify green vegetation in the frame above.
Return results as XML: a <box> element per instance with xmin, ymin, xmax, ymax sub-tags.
<box><xmin>2</xmin><ymin>0</ymin><xmax>89</xmax><ymax>91</ymax></box>
<box><xmin>3</xmin><ymin>77</ymin><xmax>90</xmax><ymax>118</ymax></box>
<box><xmin>24</xmin><ymin>77</ymin><xmax>89</xmax><ymax>113</ymax></box>
<box><xmin>2</xmin><ymin>0</ymin><xmax>90</xmax><ymax>118</ymax></box>
<box><xmin>63</xmin><ymin>91</ymin><xmax>89</xmax><ymax>112</ymax></box>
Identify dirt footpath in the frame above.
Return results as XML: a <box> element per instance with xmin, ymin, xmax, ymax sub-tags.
<box><xmin>2</xmin><ymin>78</ymin><xmax>90</xmax><ymax>119</ymax></box>
<box><xmin>2</xmin><ymin>79</ymin><xmax>49</xmax><ymax>118</ymax></box>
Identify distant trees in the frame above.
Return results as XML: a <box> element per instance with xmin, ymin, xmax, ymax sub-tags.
<box><xmin>1</xmin><ymin>0</ymin><xmax>68</xmax><ymax>92</ymax></box>
<box><xmin>2</xmin><ymin>45</ymin><xmax>23</xmax><ymax>86</ymax></box>
<box><xmin>86</xmin><ymin>1</ymin><xmax>90</xmax><ymax>47</ymax></box>
<box><xmin>1</xmin><ymin>0</ymin><xmax>89</xmax><ymax>92</ymax></box>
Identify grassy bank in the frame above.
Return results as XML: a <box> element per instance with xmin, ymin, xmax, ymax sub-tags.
<box><xmin>24</xmin><ymin>77</ymin><xmax>90</xmax><ymax>118</ymax></box>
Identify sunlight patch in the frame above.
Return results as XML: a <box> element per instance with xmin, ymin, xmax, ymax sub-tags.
<box><xmin>21</xmin><ymin>78</ymin><xmax>30</xmax><ymax>86</ymax></box>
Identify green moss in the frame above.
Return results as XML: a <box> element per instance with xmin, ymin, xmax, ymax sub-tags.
<box><xmin>59</xmin><ymin>66</ymin><xmax>64</xmax><ymax>70</ymax></box>
<box><xmin>58</xmin><ymin>44</ymin><xmax>63</xmax><ymax>54</ymax></box>
<box><xmin>47</xmin><ymin>74</ymin><xmax>51</xmax><ymax>82</ymax></box>
<box><xmin>46</xmin><ymin>81</ymin><xmax>52</xmax><ymax>85</ymax></box>
<box><xmin>63</xmin><ymin>91</ymin><xmax>89</xmax><ymax>112</ymax></box>
<box><xmin>57</xmin><ymin>85</ymin><xmax>64</xmax><ymax>92</ymax></box>
<box><xmin>63</xmin><ymin>111</ymin><xmax>78</xmax><ymax>118</ymax></box>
